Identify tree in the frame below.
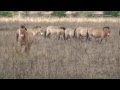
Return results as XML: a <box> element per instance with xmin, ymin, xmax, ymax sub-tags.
<box><xmin>52</xmin><ymin>11</ymin><xmax>66</xmax><ymax>17</ymax></box>
<box><xmin>104</xmin><ymin>11</ymin><xmax>120</xmax><ymax>17</ymax></box>
<box><xmin>0</xmin><ymin>11</ymin><xmax>13</xmax><ymax>17</ymax></box>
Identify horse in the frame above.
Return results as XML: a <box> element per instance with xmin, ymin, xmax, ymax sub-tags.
<box><xmin>45</xmin><ymin>26</ymin><xmax>66</xmax><ymax>40</ymax></box>
<box><xmin>16</xmin><ymin>25</ymin><xmax>42</xmax><ymax>54</ymax></box>
<box><xmin>65</xmin><ymin>28</ymin><xmax>76</xmax><ymax>40</ymax></box>
<box><xmin>87</xmin><ymin>26</ymin><xmax>111</xmax><ymax>44</ymax></box>
<box><xmin>74</xmin><ymin>27</ymin><xmax>90</xmax><ymax>42</ymax></box>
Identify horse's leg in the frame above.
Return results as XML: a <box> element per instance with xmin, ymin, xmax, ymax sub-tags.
<box><xmin>44</xmin><ymin>31</ymin><xmax>46</xmax><ymax>39</ymax></box>
<box><xmin>72</xmin><ymin>34</ymin><xmax>75</xmax><ymax>39</ymax></box>
<box><xmin>105</xmin><ymin>36</ymin><xmax>108</xmax><ymax>42</ymax></box>
<box><xmin>78</xmin><ymin>34</ymin><xmax>81</xmax><ymax>39</ymax></box>
<box><xmin>48</xmin><ymin>33</ymin><xmax>51</xmax><ymax>39</ymax></box>
<box><xmin>27</xmin><ymin>45</ymin><xmax>31</xmax><ymax>55</ymax></box>
<box><xmin>46</xmin><ymin>32</ymin><xmax>48</xmax><ymax>38</ymax></box>
<box><xmin>25</xmin><ymin>43</ymin><xmax>30</xmax><ymax>54</ymax></box>
<box><xmin>95</xmin><ymin>38</ymin><xmax>98</xmax><ymax>42</ymax></box>
<box><xmin>76</xmin><ymin>34</ymin><xmax>80</xmax><ymax>41</ymax></box>
<box><xmin>73</xmin><ymin>33</ymin><xmax>76</xmax><ymax>40</ymax></box>
<box><xmin>68</xmin><ymin>35</ymin><xmax>70</xmax><ymax>40</ymax></box>
<box><xmin>85</xmin><ymin>36</ymin><xmax>88</xmax><ymax>42</ymax></box>
<box><xmin>99</xmin><ymin>38</ymin><xmax>103</xmax><ymax>44</ymax></box>
<box><xmin>58</xmin><ymin>34</ymin><xmax>61</xmax><ymax>40</ymax></box>
<box><xmin>16</xmin><ymin>42</ymin><xmax>22</xmax><ymax>54</ymax></box>
<box><xmin>119</xmin><ymin>30</ymin><xmax>120</xmax><ymax>36</ymax></box>
<box><xmin>25</xmin><ymin>45</ymin><xmax>28</xmax><ymax>53</ymax></box>
<box><xmin>80</xmin><ymin>35</ymin><xmax>83</xmax><ymax>42</ymax></box>
<box><xmin>65</xmin><ymin>35</ymin><xmax>68</xmax><ymax>40</ymax></box>
<box><xmin>88</xmin><ymin>35</ymin><xmax>92</xmax><ymax>41</ymax></box>
<box><xmin>46</xmin><ymin>32</ymin><xmax>51</xmax><ymax>39</ymax></box>
<box><xmin>63</xmin><ymin>33</ymin><xmax>66</xmax><ymax>40</ymax></box>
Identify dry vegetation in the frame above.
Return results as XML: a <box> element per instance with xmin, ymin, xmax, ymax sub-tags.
<box><xmin>0</xmin><ymin>17</ymin><xmax>120</xmax><ymax>79</ymax></box>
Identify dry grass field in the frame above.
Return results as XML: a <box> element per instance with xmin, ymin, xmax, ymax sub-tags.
<box><xmin>0</xmin><ymin>17</ymin><xmax>120</xmax><ymax>79</ymax></box>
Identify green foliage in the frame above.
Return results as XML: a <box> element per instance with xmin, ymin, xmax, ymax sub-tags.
<box><xmin>52</xmin><ymin>11</ymin><xmax>66</xmax><ymax>17</ymax></box>
<box><xmin>1</xmin><ymin>11</ymin><xmax>120</xmax><ymax>17</ymax></box>
<box><xmin>78</xmin><ymin>12</ymin><xmax>88</xmax><ymax>17</ymax></box>
<box><xmin>0</xmin><ymin>11</ymin><xmax>14</xmax><ymax>17</ymax></box>
<box><xmin>104</xmin><ymin>11</ymin><xmax>120</xmax><ymax>17</ymax></box>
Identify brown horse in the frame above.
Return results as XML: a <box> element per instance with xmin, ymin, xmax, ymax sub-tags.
<box><xmin>16</xmin><ymin>25</ymin><xmax>41</xmax><ymax>54</ymax></box>
<box><xmin>88</xmin><ymin>27</ymin><xmax>111</xmax><ymax>43</ymax></box>
<box><xmin>45</xmin><ymin>26</ymin><xmax>66</xmax><ymax>40</ymax></box>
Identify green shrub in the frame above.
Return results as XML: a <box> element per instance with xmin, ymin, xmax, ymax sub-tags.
<box><xmin>52</xmin><ymin>11</ymin><xmax>66</xmax><ymax>17</ymax></box>
<box><xmin>0</xmin><ymin>11</ymin><xmax>13</xmax><ymax>17</ymax></box>
<box><xmin>104</xmin><ymin>11</ymin><xmax>120</xmax><ymax>17</ymax></box>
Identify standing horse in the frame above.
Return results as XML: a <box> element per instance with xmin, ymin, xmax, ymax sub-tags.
<box><xmin>45</xmin><ymin>26</ymin><xmax>66</xmax><ymax>40</ymax></box>
<box><xmin>16</xmin><ymin>25</ymin><xmax>42</xmax><ymax>54</ymax></box>
<box><xmin>88</xmin><ymin>27</ymin><xmax>111</xmax><ymax>44</ymax></box>
<box><xmin>75</xmin><ymin>27</ymin><xmax>90</xmax><ymax>42</ymax></box>
<box><xmin>65</xmin><ymin>28</ymin><xmax>76</xmax><ymax>40</ymax></box>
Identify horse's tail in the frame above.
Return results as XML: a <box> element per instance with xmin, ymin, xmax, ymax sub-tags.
<box><xmin>87</xmin><ymin>30</ymin><xmax>89</xmax><ymax>41</ymax></box>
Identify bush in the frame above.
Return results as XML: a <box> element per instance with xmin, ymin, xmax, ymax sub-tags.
<box><xmin>104</xmin><ymin>11</ymin><xmax>120</xmax><ymax>17</ymax></box>
<box><xmin>78</xmin><ymin>12</ymin><xmax>91</xmax><ymax>17</ymax></box>
<box><xmin>0</xmin><ymin>11</ymin><xmax>13</xmax><ymax>17</ymax></box>
<box><xmin>52</xmin><ymin>11</ymin><xmax>66</xmax><ymax>17</ymax></box>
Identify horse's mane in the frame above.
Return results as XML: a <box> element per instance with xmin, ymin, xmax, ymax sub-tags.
<box><xmin>103</xmin><ymin>26</ymin><xmax>110</xmax><ymax>30</ymax></box>
<box><xmin>59</xmin><ymin>27</ymin><xmax>66</xmax><ymax>30</ymax></box>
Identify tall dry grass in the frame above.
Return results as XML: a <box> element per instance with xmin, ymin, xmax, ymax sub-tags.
<box><xmin>0</xmin><ymin>17</ymin><xmax>120</xmax><ymax>79</ymax></box>
<box><xmin>0</xmin><ymin>17</ymin><xmax>120</xmax><ymax>23</ymax></box>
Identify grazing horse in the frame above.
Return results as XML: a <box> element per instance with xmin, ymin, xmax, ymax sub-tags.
<box><xmin>45</xmin><ymin>26</ymin><xmax>66</xmax><ymax>40</ymax></box>
<box><xmin>31</xmin><ymin>26</ymin><xmax>45</xmax><ymax>36</ymax></box>
<box><xmin>65</xmin><ymin>28</ymin><xmax>76</xmax><ymax>40</ymax></box>
<box><xmin>34</xmin><ymin>27</ymin><xmax>47</xmax><ymax>38</ymax></box>
<box><xmin>16</xmin><ymin>25</ymin><xmax>41</xmax><ymax>54</ymax></box>
<box><xmin>88</xmin><ymin>27</ymin><xmax>111</xmax><ymax>44</ymax></box>
<box><xmin>75</xmin><ymin>27</ymin><xmax>90</xmax><ymax>42</ymax></box>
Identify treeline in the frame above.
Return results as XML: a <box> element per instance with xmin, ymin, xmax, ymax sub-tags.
<box><xmin>0</xmin><ymin>11</ymin><xmax>120</xmax><ymax>17</ymax></box>
<box><xmin>0</xmin><ymin>11</ymin><xmax>18</xmax><ymax>17</ymax></box>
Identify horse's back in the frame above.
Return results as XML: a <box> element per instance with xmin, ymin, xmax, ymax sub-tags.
<box><xmin>65</xmin><ymin>28</ymin><xmax>75</xmax><ymax>36</ymax></box>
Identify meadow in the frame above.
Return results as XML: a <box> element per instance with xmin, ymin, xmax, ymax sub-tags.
<box><xmin>0</xmin><ymin>17</ymin><xmax>120</xmax><ymax>79</ymax></box>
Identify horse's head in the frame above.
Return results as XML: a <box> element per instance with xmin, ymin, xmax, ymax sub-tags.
<box><xmin>103</xmin><ymin>26</ymin><xmax>111</xmax><ymax>37</ymax></box>
<box><xmin>20</xmin><ymin>24</ymin><xmax>27</xmax><ymax>31</ymax></box>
